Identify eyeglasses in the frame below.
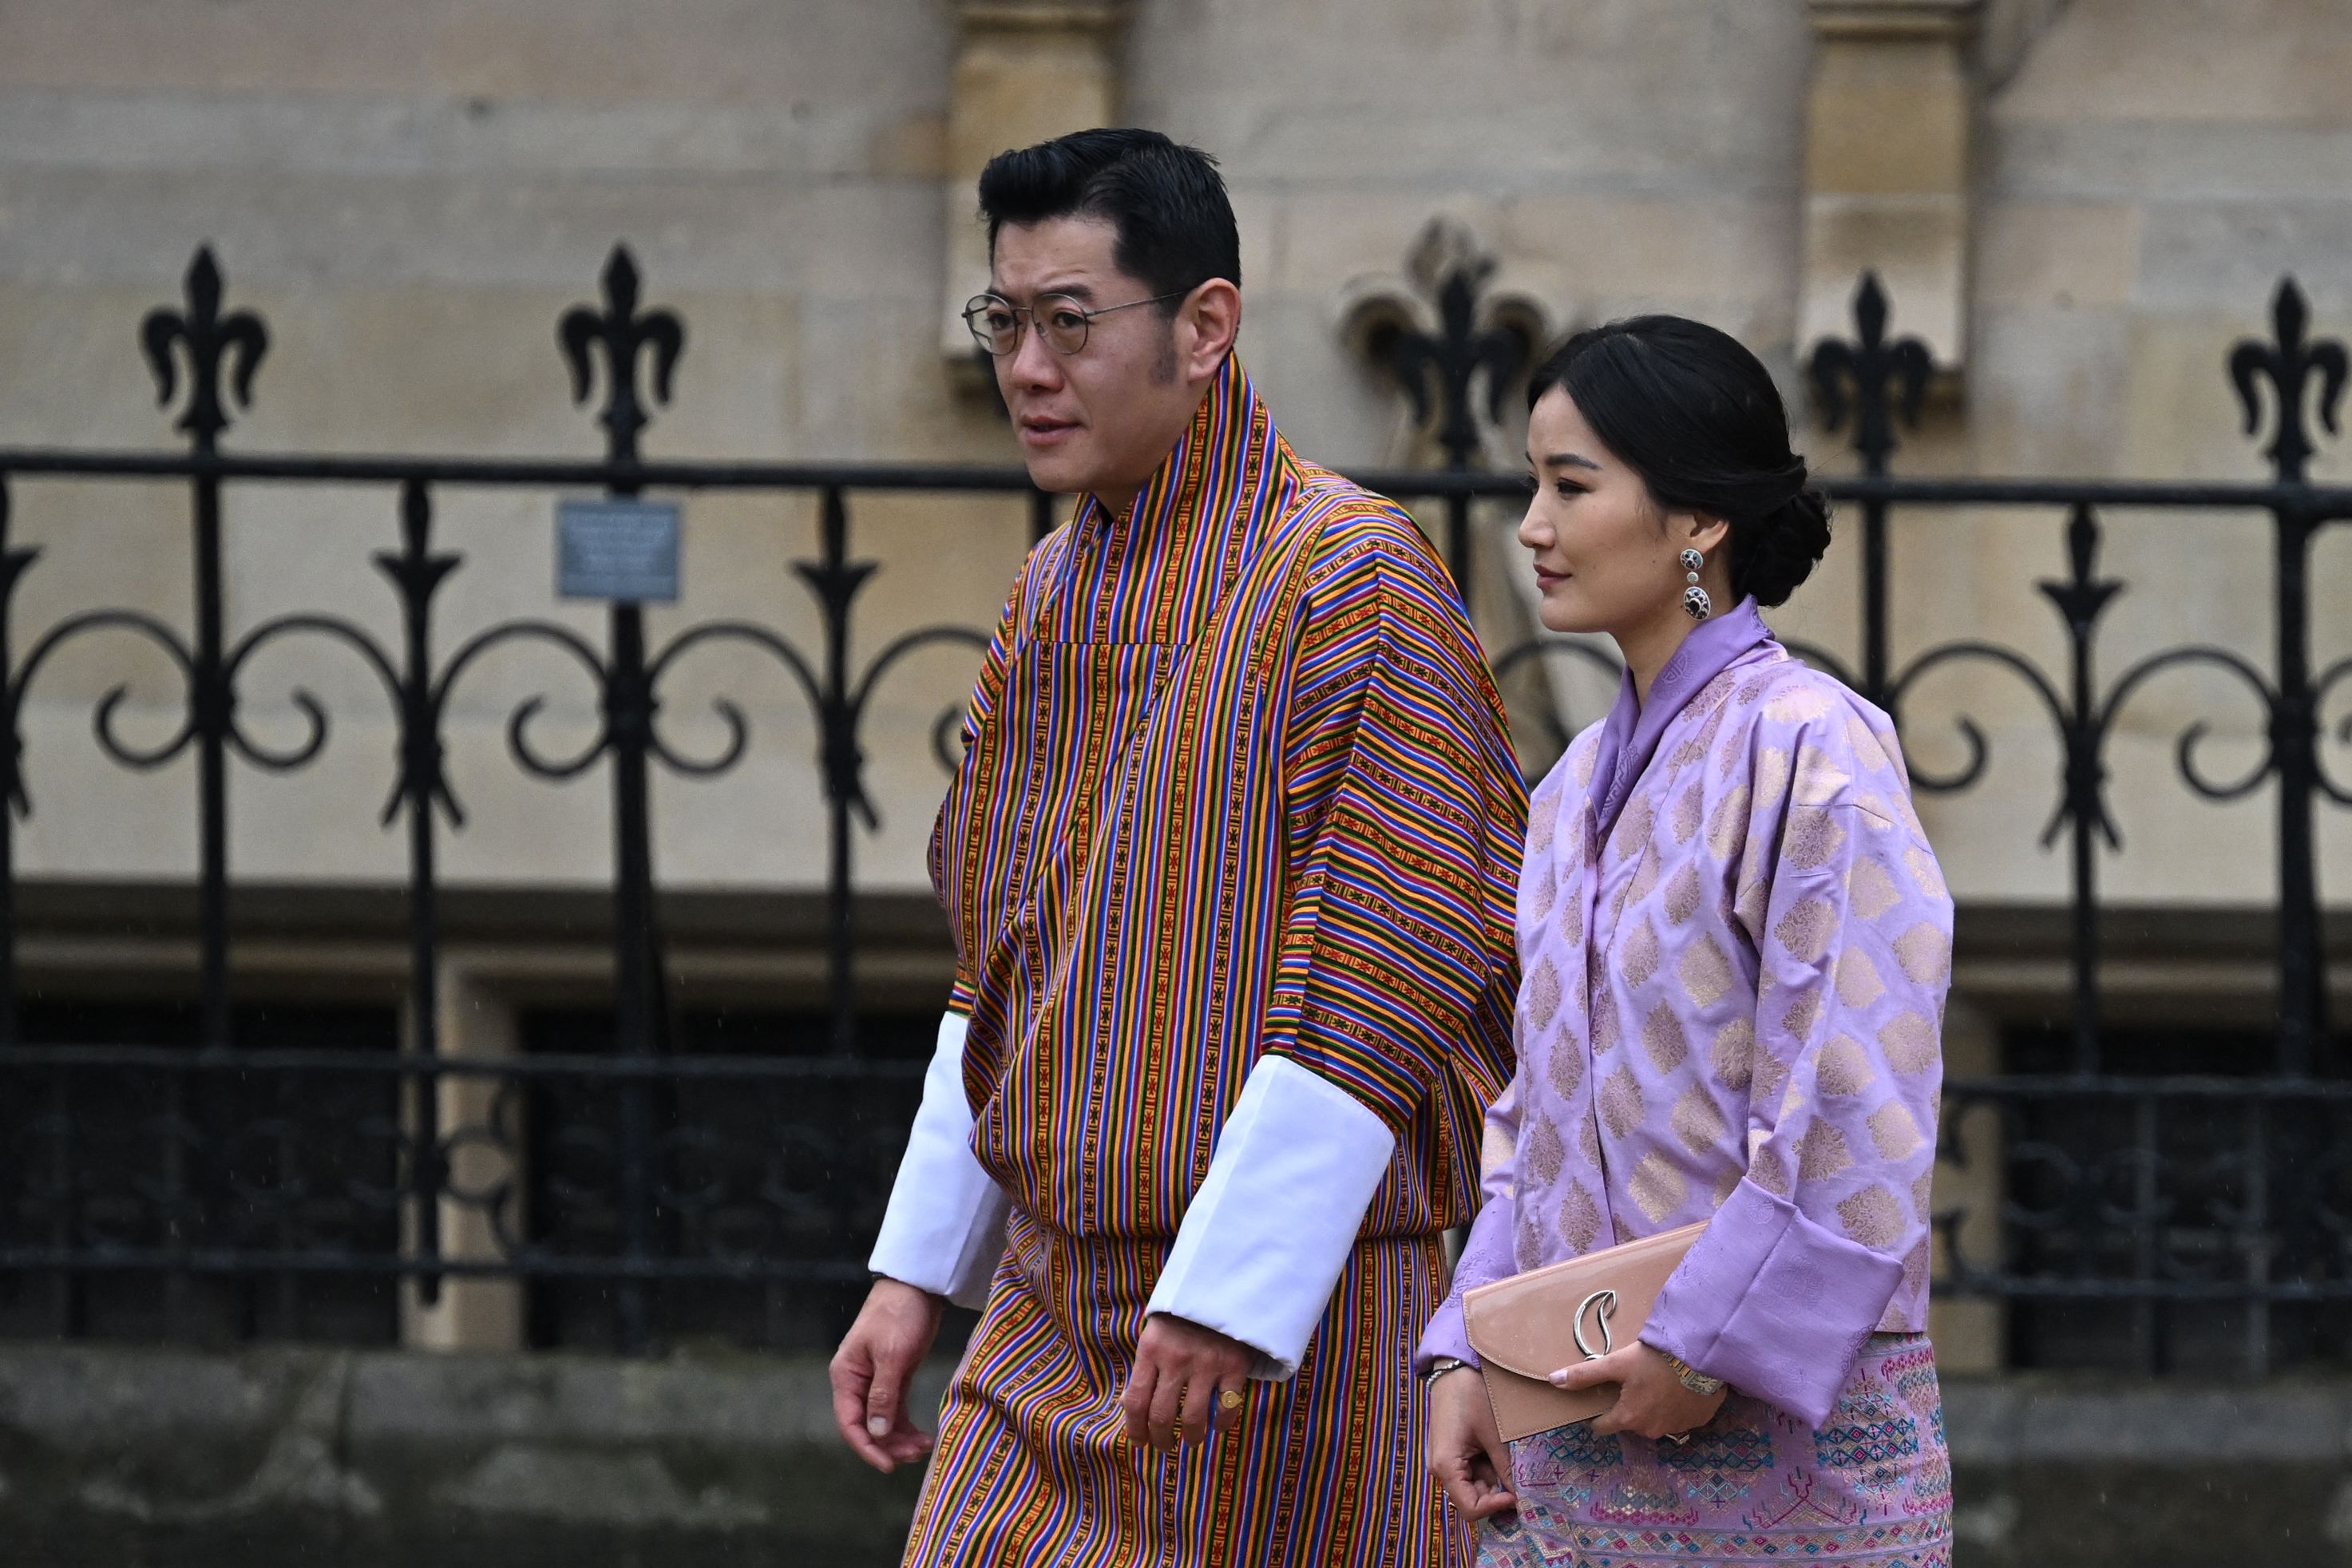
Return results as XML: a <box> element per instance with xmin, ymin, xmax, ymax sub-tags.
<box><xmin>963</xmin><ymin>291</ymin><xmax>1186</xmax><ymax>357</ymax></box>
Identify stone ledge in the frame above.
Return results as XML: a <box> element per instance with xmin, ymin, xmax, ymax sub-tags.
<box><xmin>2</xmin><ymin>1345</ymin><xmax>2349</xmax><ymax>1568</ymax></box>
<box><xmin>1945</xmin><ymin>1376</ymin><xmax>2352</xmax><ymax>1463</ymax></box>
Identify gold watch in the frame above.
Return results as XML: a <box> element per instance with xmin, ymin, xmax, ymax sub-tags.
<box><xmin>1660</xmin><ymin>1352</ymin><xmax>1725</xmax><ymax>1396</ymax></box>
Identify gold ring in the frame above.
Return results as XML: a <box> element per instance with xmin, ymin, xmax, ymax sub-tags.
<box><xmin>1219</xmin><ymin>1388</ymin><xmax>1244</xmax><ymax>1412</ymax></box>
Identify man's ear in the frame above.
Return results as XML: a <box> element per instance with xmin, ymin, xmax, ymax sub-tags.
<box><xmin>1180</xmin><ymin>279</ymin><xmax>1242</xmax><ymax>384</ymax></box>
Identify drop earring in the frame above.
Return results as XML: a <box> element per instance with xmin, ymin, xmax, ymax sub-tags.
<box><xmin>1679</xmin><ymin>548</ymin><xmax>1712</xmax><ymax>621</ymax></box>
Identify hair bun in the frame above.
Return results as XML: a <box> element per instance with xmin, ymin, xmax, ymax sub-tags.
<box><xmin>1737</xmin><ymin>481</ymin><xmax>1831</xmax><ymax>608</ymax></box>
<box><xmin>1526</xmin><ymin>315</ymin><xmax>1833</xmax><ymax>609</ymax></box>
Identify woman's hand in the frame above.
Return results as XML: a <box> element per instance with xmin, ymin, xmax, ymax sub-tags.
<box><xmin>1425</xmin><ymin>1366</ymin><xmax>1517</xmax><ymax>1521</ymax></box>
<box><xmin>1549</xmin><ymin>1343</ymin><xmax>1727</xmax><ymax>1441</ymax></box>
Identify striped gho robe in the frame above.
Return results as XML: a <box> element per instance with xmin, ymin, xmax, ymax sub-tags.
<box><xmin>868</xmin><ymin>356</ymin><xmax>1525</xmax><ymax>1568</ymax></box>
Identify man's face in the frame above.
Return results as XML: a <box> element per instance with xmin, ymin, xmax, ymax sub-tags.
<box><xmin>987</xmin><ymin>216</ymin><xmax>1205</xmax><ymax>504</ymax></box>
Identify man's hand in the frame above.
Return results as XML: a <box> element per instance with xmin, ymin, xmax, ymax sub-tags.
<box><xmin>1120</xmin><ymin>1313</ymin><xmax>1254</xmax><ymax>1452</ymax></box>
<box><xmin>1426</xmin><ymin>1365</ymin><xmax>1515</xmax><ymax>1521</ymax></box>
<box><xmin>1549</xmin><ymin>1342</ymin><xmax>1728</xmax><ymax>1442</ymax></box>
<box><xmin>830</xmin><ymin>1277</ymin><xmax>947</xmax><ymax>1473</ymax></box>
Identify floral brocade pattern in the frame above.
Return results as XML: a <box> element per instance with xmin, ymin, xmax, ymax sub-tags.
<box><xmin>1475</xmin><ymin>1335</ymin><xmax>1953</xmax><ymax>1566</ymax></box>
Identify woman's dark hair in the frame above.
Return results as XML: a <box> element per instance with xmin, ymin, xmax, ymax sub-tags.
<box><xmin>1529</xmin><ymin>315</ymin><xmax>1831</xmax><ymax>608</ymax></box>
<box><xmin>977</xmin><ymin>128</ymin><xmax>1241</xmax><ymax>313</ymax></box>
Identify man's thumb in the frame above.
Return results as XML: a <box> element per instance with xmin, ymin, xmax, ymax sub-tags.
<box><xmin>865</xmin><ymin>1364</ymin><xmax>904</xmax><ymax>1437</ymax></box>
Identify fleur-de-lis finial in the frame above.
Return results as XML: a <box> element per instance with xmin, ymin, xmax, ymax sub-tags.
<box><xmin>372</xmin><ymin>481</ymin><xmax>464</xmax><ymax>829</ymax></box>
<box><xmin>2035</xmin><ymin>502</ymin><xmax>2124</xmax><ymax>853</ymax></box>
<box><xmin>558</xmin><ymin>246</ymin><xmax>686</xmax><ymax>467</ymax></box>
<box><xmin>1806</xmin><ymin>273</ymin><xmax>1934</xmax><ymax>477</ymax></box>
<box><xmin>140</xmin><ymin>247</ymin><xmax>270</xmax><ymax>455</ymax></box>
<box><xmin>2231</xmin><ymin>278</ymin><xmax>2347</xmax><ymax>485</ymax></box>
<box><xmin>1384</xmin><ymin>251</ymin><xmax>1531</xmax><ymax>472</ymax></box>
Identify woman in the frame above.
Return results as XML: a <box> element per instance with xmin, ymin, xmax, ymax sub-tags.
<box><xmin>1420</xmin><ymin>316</ymin><xmax>1954</xmax><ymax>1566</ymax></box>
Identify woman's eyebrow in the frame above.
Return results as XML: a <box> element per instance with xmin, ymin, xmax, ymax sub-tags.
<box><xmin>1538</xmin><ymin>452</ymin><xmax>1602</xmax><ymax>472</ymax></box>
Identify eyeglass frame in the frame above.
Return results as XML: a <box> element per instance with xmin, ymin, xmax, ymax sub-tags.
<box><xmin>963</xmin><ymin>288</ymin><xmax>1190</xmax><ymax>357</ymax></box>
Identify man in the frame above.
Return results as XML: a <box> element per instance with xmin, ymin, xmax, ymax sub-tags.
<box><xmin>830</xmin><ymin>128</ymin><xmax>1523</xmax><ymax>1567</ymax></box>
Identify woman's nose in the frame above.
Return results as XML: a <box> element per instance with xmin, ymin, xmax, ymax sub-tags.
<box><xmin>1517</xmin><ymin>504</ymin><xmax>1549</xmax><ymax>552</ymax></box>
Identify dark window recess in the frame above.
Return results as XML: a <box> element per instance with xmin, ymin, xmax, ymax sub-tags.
<box><xmin>0</xmin><ymin>1002</ymin><xmax>402</xmax><ymax>1346</ymax></box>
<box><xmin>1996</xmin><ymin>1023</ymin><xmax>2352</xmax><ymax>1374</ymax></box>
<box><xmin>517</xmin><ymin>1007</ymin><xmax>964</xmax><ymax>1356</ymax></box>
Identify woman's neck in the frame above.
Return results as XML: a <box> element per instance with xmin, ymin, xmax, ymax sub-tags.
<box><xmin>1613</xmin><ymin>605</ymin><xmax>1701</xmax><ymax>709</ymax></box>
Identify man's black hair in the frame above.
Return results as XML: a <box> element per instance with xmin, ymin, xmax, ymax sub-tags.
<box><xmin>977</xmin><ymin>128</ymin><xmax>1241</xmax><ymax>311</ymax></box>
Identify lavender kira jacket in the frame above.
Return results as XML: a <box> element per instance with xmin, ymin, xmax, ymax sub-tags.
<box><xmin>1418</xmin><ymin>600</ymin><xmax>1952</xmax><ymax>1430</ymax></box>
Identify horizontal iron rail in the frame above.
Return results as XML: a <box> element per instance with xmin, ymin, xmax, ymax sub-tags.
<box><xmin>1946</xmin><ymin>1074</ymin><xmax>2352</xmax><ymax>1100</ymax></box>
<box><xmin>0</xmin><ymin>1042</ymin><xmax>922</xmax><ymax>1080</ymax></box>
<box><xmin>1933</xmin><ymin>1277</ymin><xmax>2352</xmax><ymax>1302</ymax></box>
<box><xmin>3</xmin><ymin>447</ymin><xmax>2350</xmax><ymax>513</ymax></box>
<box><xmin>10</xmin><ymin>1054</ymin><xmax>2342</xmax><ymax>1096</ymax></box>
<box><xmin>0</xmin><ymin>1247</ymin><xmax>879</xmax><ymax>1282</ymax></box>
<box><xmin>0</xmin><ymin>1250</ymin><xmax>2334</xmax><ymax>1301</ymax></box>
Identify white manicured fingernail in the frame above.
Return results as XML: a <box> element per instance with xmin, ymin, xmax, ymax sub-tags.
<box><xmin>867</xmin><ymin>1416</ymin><xmax>890</xmax><ymax>1437</ymax></box>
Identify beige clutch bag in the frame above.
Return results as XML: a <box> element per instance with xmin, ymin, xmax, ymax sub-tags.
<box><xmin>1460</xmin><ymin>1221</ymin><xmax>1706</xmax><ymax>1441</ymax></box>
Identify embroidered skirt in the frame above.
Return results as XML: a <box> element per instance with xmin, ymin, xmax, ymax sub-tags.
<box><xmin>1474</xmin><ymin>1333</ymin><xmax>1952</xmax><ymax>1567</ymax></box>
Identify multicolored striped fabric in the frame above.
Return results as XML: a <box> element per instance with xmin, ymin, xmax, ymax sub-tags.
<box><xmin>908</xmin><ymin>357</ymin><xmax>1525</xmax><ymax>1567</ymax></box>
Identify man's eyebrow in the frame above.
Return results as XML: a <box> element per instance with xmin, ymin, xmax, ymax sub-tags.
<box><xmin>985</xmin><ymin>279</ymin><xmax>1101</xmax><ymax>305</ymax></box>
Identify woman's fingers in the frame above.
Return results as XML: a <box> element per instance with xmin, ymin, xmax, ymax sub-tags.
<box><xmin>1432</xmin><ymin>1451</ymin><xmax>1483</xmax><ymax>1515</ymax></box>
<box><xmin>1549</xmin><ymin>1344</ymin><xmax>1637</xmax><ymax>1390</ymax></box>
<box><xmin>1434</xmin><ymin>1455</ymin><xmax>1516</xmax><ymax>1519</ymax></box>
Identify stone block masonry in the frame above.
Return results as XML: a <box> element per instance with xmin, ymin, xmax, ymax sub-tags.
<box><xmin>2</xmin><ymin>1341</ymin><xmax>2351</xmax><ymax>1566</ymax></box>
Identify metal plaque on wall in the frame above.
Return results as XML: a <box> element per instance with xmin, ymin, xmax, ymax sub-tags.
<box><xmin>556</xmin><ymin>497</ymin><xmax>681</xmax><ymax>602</ymax></box>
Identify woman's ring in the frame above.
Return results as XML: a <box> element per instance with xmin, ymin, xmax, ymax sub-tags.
<box><xmin>1665</xmin><ymin>1431</ymin><xmax>1693</xmax><ymax>1445</ymax></box>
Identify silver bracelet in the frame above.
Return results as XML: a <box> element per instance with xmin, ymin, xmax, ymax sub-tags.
<box><xmin>1423</xmin><ymin>1356</ymin><xmax>1476</xmax><ymax>1384</ymax></box>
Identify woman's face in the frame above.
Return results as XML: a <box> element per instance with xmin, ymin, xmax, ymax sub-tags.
<box><xmin>1518</xmin><ymin>385</ymin><xmax>1703</xmax><ymax>637</ymax></box>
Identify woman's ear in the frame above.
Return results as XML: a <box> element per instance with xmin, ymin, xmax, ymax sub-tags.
<box><xmin>1685</xmin><ymin>513</ymin><xmax>1732</xmax><ymax>557</ymax></box>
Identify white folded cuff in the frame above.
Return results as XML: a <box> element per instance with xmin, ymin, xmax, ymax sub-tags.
<box><xmin>865</xmin><ymin>1012</ymin><xmax>1010</xmax><ymax>1309</ymax></box>
<box><xmin>1145</xmin><ymin>1055</ymin><xmax>1398</xmax><ymax>1380</ymax></box>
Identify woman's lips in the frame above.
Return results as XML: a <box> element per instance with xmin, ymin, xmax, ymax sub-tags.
<box><xmin>1534</xmin><ymin>567</ymin><xmax>1569</xmax><ymax>591</ymax></box>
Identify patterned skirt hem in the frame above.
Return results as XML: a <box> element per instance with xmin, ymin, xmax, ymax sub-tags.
<box><xmin>1473</xmin><ymin>1335</ymin><xmax>1953</xmax><ymax>1568</ymax></box>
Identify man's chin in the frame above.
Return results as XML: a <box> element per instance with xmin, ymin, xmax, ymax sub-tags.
<box><xmin>1020</xmin><ymin>449</ymin><xmax>1094</xmax><ymax>497</ymax></box>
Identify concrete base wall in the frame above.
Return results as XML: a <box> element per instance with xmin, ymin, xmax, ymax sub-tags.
<box><xmin>0</xmin><ymin>1342</ymin><xmax>940</xmax><ymax>1568</ymax></box>
<box><xmin>2</xmin><ymin>1341</ymin><xmax>2349</xmax><ymax>1566</ymax></box>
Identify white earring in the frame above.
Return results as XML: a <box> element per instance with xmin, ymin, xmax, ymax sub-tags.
<box><xmin>1679</xmin><ymin>548</ymin><xmax>1712</xmax><ymax>621</ymax></box>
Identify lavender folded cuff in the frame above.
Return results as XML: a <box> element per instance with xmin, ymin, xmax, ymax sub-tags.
<box><xmin>1414</xmin><ymin>1190</ymin><xmax>1516</xmax><ymax>1373</ymax></box>
<box><xmin>1638</xmin><ymin>1181</ymin><xmax>1904</xmax><ymax>1431</ymax></box>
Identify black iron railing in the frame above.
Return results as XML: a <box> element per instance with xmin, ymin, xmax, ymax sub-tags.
<box><xmin>0</xmin><ymin>247</ymin><xmax>2349</xmax><ymax>1369</ymax></box>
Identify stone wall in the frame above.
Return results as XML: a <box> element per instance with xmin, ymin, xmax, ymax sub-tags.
<box><xmin>4</xmin><ymin>2</ymin><xmax>2352</xmax><ymax>921</ymax></box>
<box><xmin>1</xmin><ymin>1340</ymin><xmax>2348</xmax><ymax>1567</ymax></box>
<box><xmin>2</xmin><ymin>0</ymin><xmax>2347</xmax><ymax>923</ymax></box>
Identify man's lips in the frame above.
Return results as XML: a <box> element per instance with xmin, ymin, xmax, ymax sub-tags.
<box><xmin>1018</xmin><ymin>414</ymin><xmax>1079</xmax><ymax>445</ymax></box>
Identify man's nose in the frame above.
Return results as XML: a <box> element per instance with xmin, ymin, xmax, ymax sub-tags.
<box><xmin>1006</xmin><ymin>323</ymin><xmax>1063</xmax><ymax>391</ymax></box>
